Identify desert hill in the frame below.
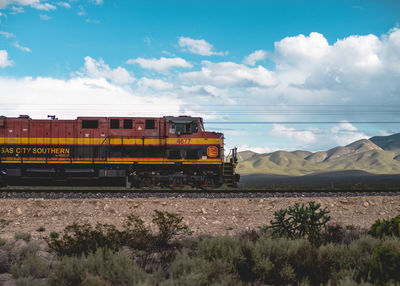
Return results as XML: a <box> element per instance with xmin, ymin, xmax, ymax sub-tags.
<box><xmin>237</xmin><ymin>134</ymin><xmax>400</xmax><ymax>176</ymax></box>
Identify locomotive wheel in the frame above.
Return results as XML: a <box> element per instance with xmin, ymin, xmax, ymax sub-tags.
<box><xmin>203</xmin><ymin>177</ymin><xmax>215</xmax><ymax>188</ymax></box>
<box><xmin>172</xmin><ymin>177</ymin><xmax>184</xmax><ymax>188</ymax></box>
<box><xmin>141</xmin><ymin>177</ymin><xmax>153</xmax><ymax>187</ymax></box>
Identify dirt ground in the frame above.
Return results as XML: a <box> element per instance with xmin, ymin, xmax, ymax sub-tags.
<box><xmin>0</xmin><ymin>196</ymin><xmax>400</xmax><ymax>240</ymax></box>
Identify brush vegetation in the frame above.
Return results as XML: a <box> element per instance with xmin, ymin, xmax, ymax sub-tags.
<box><xmin>0</xmin><ymin>206</ymin><xmax>400</xmax><ymax>285</ymax></box>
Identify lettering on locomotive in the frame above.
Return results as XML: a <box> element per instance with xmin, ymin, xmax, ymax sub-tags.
<box><xmin>176</xmin><ymin>138</ymin><xmax>191</xmax><ymax>144</ymax></box>
<box><xmin>1</xmin><ymin>147</ymin><xmax>70</xmax><ymax>155</ymax></box>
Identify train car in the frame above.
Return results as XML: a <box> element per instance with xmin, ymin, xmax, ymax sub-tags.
<box><xmin>0</xmin><ymin>115</ymin><xmax>239</xmax><ymax>187</ymax></box>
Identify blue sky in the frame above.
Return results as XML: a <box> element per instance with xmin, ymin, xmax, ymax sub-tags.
<box><xmin>1</xmin><ymin>0</ymin><xmax>400</xmax><ymax>153</ymax></box>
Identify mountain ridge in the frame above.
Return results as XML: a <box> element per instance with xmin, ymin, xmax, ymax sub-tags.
<box><xmin>237</xmin><ymin>134</ymin><xmax>400</xmax><ymax>176</ymax></box>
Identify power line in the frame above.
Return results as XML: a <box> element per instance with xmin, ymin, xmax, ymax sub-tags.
<box><xmin>205</xmin><ymin>121</ymin><xmax>400</xmax><ymax>124</ymax></box>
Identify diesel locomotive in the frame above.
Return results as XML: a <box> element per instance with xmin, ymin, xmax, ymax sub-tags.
<box><xmin>0</xmin><ymin>115</ymin><xmax>239</xmax><ymax>187</ymax></box>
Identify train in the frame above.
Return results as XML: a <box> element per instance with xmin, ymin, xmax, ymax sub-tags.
<box><xmin>0</xmin><ymin>115</ymin><xmax>239</xmax><ymax>187</ymax></box>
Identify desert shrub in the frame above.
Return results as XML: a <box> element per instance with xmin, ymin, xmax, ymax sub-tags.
<box><xmin>167</xmin><ymin>250</ymin><xmax>241</xmax><ymax>286</ymax></box>
<box><xmin>151</xmin><ymin>210</ymin><xmax>192</xmax><ymax>247</ymax></box>
<box><xmin>46</xmin><ymin>223</ymin><xmax>123</xmax><ymax>257</ymax></box>
<box><xmin>368</xmin><ymin>245</ymin><xmax>400</xmax><ymax>285</ymax></box>
<box><xmin>36</xmin><ymin>227</ymin><xmax>45</xmax><ymax>233</ymax></box>
<box><xmin>368</xmin><ymin>214</ymin><xmax>400</xmax><ymax>238</ymax></box>
<box><xmin>14</xmin><ymin>232</ymin><xmax>31</xmax><ymax>242</ymax></box>
<box><xmin>0</xmin><ymin>249</ymin><xmax>10</xmax><ymax>273</ymax></box>
<box><xmin>0</xmin><ymin>238</ymin><xmax>5</xmax><ymax>247</ymax></box>
<box><xmin>47</xmin><ymin>211</ymin><xmax>191</xmax><ymax>257</ymax></box>
<box><xmin>0</xmin><ymin>218</ymin><xmax>10</xmax><ymax>230</ymax></box>
<box><xmin>265</xmin><ymin>201</ymin><xmax>331</xmax><ymax>246</ymax></box>
<box><xmin>48</xmin><ymin>248</ymin><xmax>147</xmax><ymax>286</ymax></box>
<box><xmin>11</xmin><ymin>252</ymin><xmax>49</xmax><ymax>279</ymax></box>
<box><xmin>14</xmin><ymin>277</ymin><xmax>47</xmax><ymax>286</ymax></box>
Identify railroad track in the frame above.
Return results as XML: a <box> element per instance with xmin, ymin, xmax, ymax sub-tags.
<box><xmin>1</xmin><ymin>186</ymin><xmax>400</xmax><ymax>199</ymax></box>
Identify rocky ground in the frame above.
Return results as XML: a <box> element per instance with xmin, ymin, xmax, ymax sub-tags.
<box><xmin>0</xmin><ymin>195</ymin><xmax>399</xmax><ymax>240</ymax></box>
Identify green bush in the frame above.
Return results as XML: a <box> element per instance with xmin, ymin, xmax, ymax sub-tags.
<box><xmin>48</xmin><ymin>248</ymin><xmax>147</xmax><ymax>286</ymax></box>
<box><xmin>0</xmin><ymin>249</ymin><xmax>10</xmax><ymax>273</ymax></box>
<box><xmin>152</xmin><ymin>210</ymin><xmax>192</xmax><ymax>247</ymax></box>
<box><xmin>265</xmin><ymin>201</ymin><xmax>331</xmax><ymax>246</ymax></box>
<box><xmin>368</xmin><ymin>214</ymin><xmax>400</xmax><ymax>238</ymax></box>
<box><xmin>368</xmin><ymin>245</ymin><xmax>400</xmax><ymax>285</ymax></box>
<box><xmin>47</xmin><ymin>211</ymin><xmax>191</xmax><ymax>257</ymax></box>
<box><xmin>36</xmin><ymin>227</ymin><xmax>45</xmax><ymax>233</ymax></box>
<box><xmin>14</xmin><ymin>232</ymin><xmax>31</xmax><ymax>242</ymax></box>
<box><xmin>46</xmin><ymin>223</ymin><xmax>122</xmax><ymax>257</ymax></box>
<box><xmin>11</xmin><ymin>252</ymin><xmax>49</xmax><ymax>279</ymax></box>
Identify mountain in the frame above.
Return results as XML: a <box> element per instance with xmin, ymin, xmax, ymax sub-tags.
<box><xmin>237</xmin><ymin>135</ymin><xmax>400</xmax><ymax>176</ymax></box>
<box><xmin>370</xmin><ymin>133</ymin><xmax>400</xmax><ymax>153</ymax></box>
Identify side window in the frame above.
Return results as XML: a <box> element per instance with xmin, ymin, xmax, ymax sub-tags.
<box><xmin>110</xmin><ymin>119</ymin><xmax>119</xmax><ymax>129</ymax></box>
<box><xmin>123</xmin><ymin>119</ymin><xmax>133</xmax><ymax>129</ymax></box>
<box><xmin>170</xmin><ymin>124</ymin><xmax>176</xmax><ymax>134</ymax></box>
<box><xmin>145</xmin><ymin>119</ymin><xmax>155</xmax><ymax>129</ymax></box>
<box><xmin>82</xmin><ymin>120</ymin><xmax>98</xmax><ymax>129</ymax></box>
<box><xmin>192</xmin><ymin>123</ymin><xmax>198</xmax><ymax>133</ymax></box>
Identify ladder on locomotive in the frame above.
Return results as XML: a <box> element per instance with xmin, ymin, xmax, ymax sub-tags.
<box><xmin>222</xmin><ymin>148</ymin><xmax>238</xmax><ymax>187</ymax></box>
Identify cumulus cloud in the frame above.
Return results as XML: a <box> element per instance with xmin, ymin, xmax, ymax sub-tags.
<box><xmin>180</xmin><ymin>61</ymin><xmax>277</xmax><ymax>87</ymax></box>
<box><xmin>0</xmin><ymin>76</ymin><xmax>183</xmax><ymax>119</ymax></box>
<box><xmin>269</xmin><ymin>122</ymin><xmax>368</xmax><ymax>150</ymax></box>
<box><xmin>178</xmin><ymin>36</ymin><xmax>225</xmax><ymax>56</ymax></box>
<box><xmin>0</xmin><ymin>30</ymin><xmax>15</xmax><ymax>38</ymax></box>
<box><xmin>31</xmin><ymin>2</ymin><xmax>55</xmax><ymax>11</ymax></box>
<box><xmin>127</xmin><ymin>57</ymin><xmax>192</xmax><ymax>73</ymax></box>
<box><xmin>56</xmin><ymin>2</ymin><xmax>70</xmax><ymax>8</ymax></box>
<box><xmin>0</xmin><ymin>50</ymin><xmax>13</xmax><ymax>67</ymax></box>
<box><xmin>270</xmin><ymin>124</ymin><xmax>317</xmax><ymax>145</ymax></box>
<box><xmin>13</xmin><ymin>41</ymin><xmax>31</xmax><ymax>52</ymax></box>
<box><xmin>81</xmin><ymin>56</ymin><xmax>135</xmax><ymax>85</ymax></box>
<box><xmin>0</xmin><ymin>0</ymin><xmax>55</xmax><ymax>10</ymax></box>
<box><xmin>137</xmin><ymin>77</ymin><xmax>173</xmax><ymax>90</ymax></box>
<box><xmin>39</xmin><ymin>13</ymin><xmax>50</xmax><ymax>20</ymax></box>
<box><xmin>243</xmin><ymin>50</ymin><xmax>267</xmax><ymax>66</ymax></box>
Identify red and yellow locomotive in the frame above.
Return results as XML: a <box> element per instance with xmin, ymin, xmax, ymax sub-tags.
<box><xmin>0</xmin><ymin>115</ymin><xmax>239</xmax><ymax>187</ymax></box>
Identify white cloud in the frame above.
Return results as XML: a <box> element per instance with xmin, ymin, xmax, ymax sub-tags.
<box><xmin>0</xmin><ymin>50</ymin><xmax>13</xmax><ymax>68</ymax></box>
<box><xmin>13</xmin><ymin>41</ymin><xmax>31</xmax><ymax>52</ymax></box>
<box><xmin>0</xmin><ymin>30</ymin><xmax>15</xmax><ymax>38</ymax></box>
<box><xmin>137</xmin><ymin>77</ymin><xmax>173</xmax><ymax>90</ymax></box>
<box><xmin>81</xmin><ymin>56</ymin><xmax>135</xmax><ymax>85</ymax></box>
<box><xmin>39</xmin><ymin>13</ymin><xmax>50</xmax><ymax>20</ymax></box>
<box><xmin>86</xmin><ymin>18</ymin><xmax>100</xmax><ymax>24</ymax></box>
<box><xmin>31</xmin><ymin>2</ymin><xmax>55</xmax><ymax>11</ymax></box>
<box><xmin>77</xmin><ymin>5</ymin><xmax>86</xmax><ymax>16</ymax></box>
<box><xmin>180</xmin><ymin>61</ymin><xmax>277</xmax><ymax>87</ymax></box>
<box><xmin>127</xmin><ymin>57</ymin><xmax>192</xmax><ymax>73</ymax></box>
<box><xmin>243</xmin><ymin>50</ymin><xmax>267</xmax><ymax>66</ymax></box>
<box><xmin>237</xmin><ymin>144</ymin><xmax>276</xmax><ymax>154</ymax></box>
<box><xmin>178</xmin><ymin>36</ymin><xmax>225</xmax><ymax>56</ymax></box>
<box><xmin>91</xmin><ymin>0</ymin><xmax>103</xmax><ymax>4</ymax></box>
<box><xmin>270</xmin><ymin>124</ymin><xmax>317</xmax><ymax>145</ymax></box>
<box><xmin>269</xmin><ymin>122</ymin><xmax>368</xmax><ymax>150</ymax></box>
<box><xmin>0</xmin><ymin>76</ymin><xmax>183</xmax><ymax>119</ymax></box>
<box><xmin>0</xmin><ymin>0</ymin><xmax>56</xmax><ymax>10</ymax></box>
<box><xmin>56</xmin><ymin>2</ymin><xmax>70</xmax><ymax>8</ymax></box>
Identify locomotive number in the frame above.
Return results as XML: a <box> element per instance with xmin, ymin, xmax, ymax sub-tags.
<box><xmin>176</xmin><ymin>138</ymin><xmax>191</xmax><ymax>145</ymax></box>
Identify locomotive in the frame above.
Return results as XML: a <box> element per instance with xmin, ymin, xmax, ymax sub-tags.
<box><xmin>0</xmin><ymin>115</ymin><xmax>239</xmax><ymax>187</ymax></box>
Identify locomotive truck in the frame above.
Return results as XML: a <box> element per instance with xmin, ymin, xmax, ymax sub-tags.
<box><xmin>0</xmin><ymin>115</ymin><xmax>239</xmax><ymax>187</ymax></box>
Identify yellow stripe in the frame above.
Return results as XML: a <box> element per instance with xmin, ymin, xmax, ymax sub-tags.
<box><xmin>0</xmin><ymin>159</ymin><xmax>221</xmax><ymax>165</ymax></box>
<box><xmin>0</xmin><ymin>137</ymin><xmax>221</xmax><ymax>145</ymax></box>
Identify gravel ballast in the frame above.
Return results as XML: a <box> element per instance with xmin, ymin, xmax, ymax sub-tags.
<box><xmin>0</xmin><ymin>196</ymin><xmax>399</xmax><ymax>240</ymax></box>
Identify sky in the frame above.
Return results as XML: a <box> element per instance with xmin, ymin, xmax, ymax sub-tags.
<box><xmin>0</xmin><ymin>0</ymin><xmax>400</xmax><ymax>153</ymax></box>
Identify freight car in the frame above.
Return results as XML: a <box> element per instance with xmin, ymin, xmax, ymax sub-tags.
<box><xmin>0</xmin><ymin>115</ymin><xmax>239</xmax><ymax>187</ymax></box>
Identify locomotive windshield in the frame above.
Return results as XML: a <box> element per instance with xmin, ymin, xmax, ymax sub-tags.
<box><xmin>170</xmin><ymin>122</ymin><xmax>198</xmax><ymax>134</ymax></box>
